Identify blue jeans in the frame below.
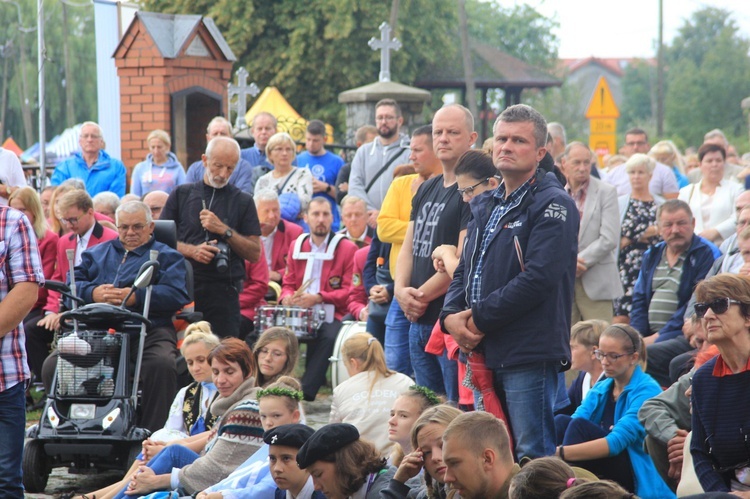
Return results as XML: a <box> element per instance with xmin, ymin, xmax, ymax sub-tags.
<box><xmin>555</xmin><ymin>414</ymin><xmax>635</xmax><ymax>492</ymax></box>
<box><xmin>384</xmin><ymin>299</ymin><xmax>413</xmax><ymax>377</ymax></box>
<box><xmin>113</xmin><ymin>444</ymin><xmax>199</xmax><ymax>499</ymax></box>
<box><xmin>0</xmin><ymin>381</ymin><xmax>25</xmax><ymax>497</ymax></box>
<box><xmin>409</xmin><ymin>322</ymin><xmax>458</xmax><ymax>403</ymax></box>
<box><xmin>492</xmin><ymin>361</ymin><xmax>560</xmax><ymax>461</ymax></box>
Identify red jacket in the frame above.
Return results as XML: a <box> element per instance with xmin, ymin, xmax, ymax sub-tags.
<box><xmin>280</xmin><ymin>233</ymin><xmax>358</xmax><ymax>320</ymax></box>
<box><xmin>35</xmin><ymin>229</ymin><xmax>60</xmax><ymax>310</ymax></box>
<box><xmin>270</xmin><ymin>220</ymin><xmax>303</xmax><ymax>280</ymax></box>
<box><xmin>346</xmin><ymin>246</ymin><xmax>369</xmax><ymax>319</ymax></box>
<box><xmin>240</xmin><ymin>244</ymin><xmax>271</xmax><ymax>321</ymax></box>
<box><xmin>45</xmin><ymin>221</ymin><xmax>118</xmax><ymax>313</ymax></box>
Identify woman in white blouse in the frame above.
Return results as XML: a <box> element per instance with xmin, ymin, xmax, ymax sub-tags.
<box><xmin>254</xmin><ymin>132</ymin><xmax>313</xmax><ymax>223</ymax></box>
<box><xmin>329</xmin><ymin>332</ymin><xmax>413</xmax><ymax>456</ymax></box>
<box><xmin>679</xmin><ymin>142</ymin><xmax>744</xmax><ymax>244</ymax></box>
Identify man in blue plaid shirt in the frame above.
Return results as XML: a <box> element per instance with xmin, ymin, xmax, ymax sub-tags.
<box><xmin>0</xmin><ymin>204</ymin><xmax>44</xmax><ymax>496</ymax></box>
<box><xmin>442</xmin><ymin>104</ymin><xmax>578</xmax><ymax>460</ymax></box>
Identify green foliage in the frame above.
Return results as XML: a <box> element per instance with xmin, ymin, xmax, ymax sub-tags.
<box><xmin>664</xmin><ymin>7</ymin><xmax>750</xmax><ymax>147</ymax></box>
<box><xmin>141</xmin><ymin>0</ymin><xmax>558</xmax><ymax>139</ymax></box>
<box><xmin>524</xmin><ymin>83</ymin><xmax>588</xmax><ymax>143</ymax></box>
<box><xmin>0</xmin><ymin>0</ymin><xmax>96</xmax><ymax>146</ymax></box>
<box><xmin>620</xmin><ymin>61</ymin><xmax>655</xmax><ymax>130</ymax></box>
<box><xmin>464</xmin><ymin>0</ymin><xmax>558</xmax><ymax>70</ymax></box>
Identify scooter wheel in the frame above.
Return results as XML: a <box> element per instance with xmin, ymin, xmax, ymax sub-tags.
<box><xmin>23</xmin><ymin>439</ymin><xmax>50</xmax><ymax>493</ymax></box>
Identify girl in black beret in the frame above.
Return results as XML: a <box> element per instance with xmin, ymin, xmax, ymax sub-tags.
<box><xmin>297</xmin><ymin>423</ymin><xmax>394</xmax><ymax>498</ymax></box>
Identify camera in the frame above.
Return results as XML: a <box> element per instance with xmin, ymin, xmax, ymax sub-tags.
<box><xmin>212</xmin><ymin>241</ymin><xmax>231</xmax><ymax>273</ymax></box>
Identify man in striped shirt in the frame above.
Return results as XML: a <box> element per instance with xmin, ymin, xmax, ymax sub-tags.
<box><xmin>630</xmin><ymin>200</ymin><xmax>714</xmax><ymax>384</ymax></box>
<box><xmin>0</xmin><ymin>205</ymin><xmax>44</xmax><ymax>496</ymax></box>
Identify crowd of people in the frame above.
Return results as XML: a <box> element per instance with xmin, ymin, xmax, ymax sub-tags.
<box><xmin>0</xmin><ymin>98</ymin><xmax>749</xmax><ymax>498</ymax></box>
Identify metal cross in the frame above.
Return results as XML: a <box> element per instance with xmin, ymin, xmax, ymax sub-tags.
<box><xmin>368</xmin><ymin>22</ymin><xmax>401</xmax><ymax>82</ymax></box>
<box><xmin>227</xmin><ymin>67</ymin><xmax>260</xmax><ymax>130</ymax></box>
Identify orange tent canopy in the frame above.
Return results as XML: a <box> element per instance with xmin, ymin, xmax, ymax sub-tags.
<box><xmin>2</xmin><ymin>137</ymin><xmax>23</xmax><ymax>157</ymax></box>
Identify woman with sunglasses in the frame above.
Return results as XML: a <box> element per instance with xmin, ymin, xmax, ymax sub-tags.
<box><xmin>690</xmin><ymin>274</ymin><xmax>750</xmax><ymax>494</ymax></box>
<box><xmin>554</xmin><ymin>324</ymin><xmax>675</xmax><ymax>499</ymax></box>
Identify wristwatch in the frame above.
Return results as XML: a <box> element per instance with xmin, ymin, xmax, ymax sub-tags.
<box><xmin>224</xmin><ymin>228</ymin><xmax>233</xmax><ymax>239</ymax></box>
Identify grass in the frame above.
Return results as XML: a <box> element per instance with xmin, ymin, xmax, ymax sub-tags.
<box><xmin>26</xmin><ymin>385</ymin><xmax>45</xmax><ymax>427</ymax></box>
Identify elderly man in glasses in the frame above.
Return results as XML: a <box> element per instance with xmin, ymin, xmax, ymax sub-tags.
<box><xmin>630</xmin><ymin>199</ymin><xmax>715</xmax><ymax>387</ymax></box>
<box><xmin>39</xmin><ymin>201</ymin><xmax>190</xmax><ymax>431</ymax></box>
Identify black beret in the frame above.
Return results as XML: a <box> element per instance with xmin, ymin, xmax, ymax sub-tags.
<box><xmin>263</xmin><ymin>424</ymin><xmax>315</xmax><ymax>449</ymax></box>
<box><xmin>296</xmin><ymin>423</ymin><xmax>359</xmax><ymax>469</ymax></box>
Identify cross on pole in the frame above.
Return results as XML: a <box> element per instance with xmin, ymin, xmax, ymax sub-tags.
<box><xmin>368</xmin><ymin>22</ymin><xmax>401</xmax><ymax>82</ymax></box>
<box><xmin>227</xmin><ymin>67</ymin><xmax>260</xmax><ymax>130</ymax></box>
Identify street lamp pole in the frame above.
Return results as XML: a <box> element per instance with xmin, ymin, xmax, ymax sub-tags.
<box><xmin>37</xmin><ymin>0</ymin><xmax>45</xmax><ymax>184</ymax></box>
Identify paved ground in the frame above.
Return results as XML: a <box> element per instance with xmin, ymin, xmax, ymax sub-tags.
<box><xmin>24</xmin><ymin>396</ymin><xmax>332</xmax><ymax>498</ymax></box>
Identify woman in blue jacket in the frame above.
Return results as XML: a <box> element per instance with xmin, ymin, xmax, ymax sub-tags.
<box><xmin>130</xmin><ymin>129</ymin><xmax>186</xmax><ymax>196</ymax></box>
<box><xmin>554</xmin><ymin>324</ymin><xmax>675</xmax><ymax>499</ymax></box>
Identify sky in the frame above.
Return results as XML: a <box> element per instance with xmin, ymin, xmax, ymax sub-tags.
<box><xmin>513</xmin><ymin>0</ymin><xmax>750</xmax><ymax>59</ymax></box>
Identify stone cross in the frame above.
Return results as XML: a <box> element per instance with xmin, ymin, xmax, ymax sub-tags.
<box><xmin>227</xmin><ymin>67</ymin><xmax>260</xmax><ymax>130</ymax></box>
<box><xmin>368</xmin><ymin>22</ymin><xmax>401</xmax><ymax>82</ymax></box>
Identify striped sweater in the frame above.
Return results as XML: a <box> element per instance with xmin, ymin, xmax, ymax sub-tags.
<box><xmin>690</xmin><ymin>357</ymin><xmax>750</xmax><ymax>492</ymax></box>
<box><xmin>178</xmin><ymin>381</ymin><xmax>263</xmax><ymax>494</ymax></box>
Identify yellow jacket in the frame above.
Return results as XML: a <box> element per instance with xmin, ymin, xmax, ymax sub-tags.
<box><xmin>377</xmin><ymin>174</ymin><xmax>418</xmax><ymax>278</ymax></box>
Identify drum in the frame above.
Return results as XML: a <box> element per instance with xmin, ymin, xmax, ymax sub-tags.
<box><xmin>254</xmin><ymin>305</ymin><xmax>326</xmax><ymax>340</ymax></box>
<box><xmin>329</xmin><ymin>320</ymin><xmax>368</xmax><ymax>389</ymax></box>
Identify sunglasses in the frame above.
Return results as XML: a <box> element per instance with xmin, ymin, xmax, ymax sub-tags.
<box><xmin>694</xmin><ymin>298</ymin><xmax>742</xmax><ymax>318</ymax></box>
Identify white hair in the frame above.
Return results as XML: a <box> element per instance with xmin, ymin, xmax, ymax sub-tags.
<box><xmin>115</xmin><ymin>200</ymin><xmax>152</xmax><ymax>225</ymax></box>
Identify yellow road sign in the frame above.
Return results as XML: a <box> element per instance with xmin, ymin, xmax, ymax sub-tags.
<box><xmin>590</xmin><ymin>134</ymin><xmax>618</xmax><ymax>159</ymax></box>
<box><xmin>589</xmin><ymin>119</ymin><xmax>616</xmax><ymax>134</ymax></box>
<box><xmin>585</xmin><ymin>77</ymin><xmax>620</xmax><ymax>119</ymax></box>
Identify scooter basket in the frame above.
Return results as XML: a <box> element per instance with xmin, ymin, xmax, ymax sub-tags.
<box><xmin>55</xmin><ymin>330</ymin><xmax>122</xmax><ymax>398</ymax></box>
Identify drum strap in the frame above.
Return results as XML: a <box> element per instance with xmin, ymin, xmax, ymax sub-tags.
<box><xmin>292</xmin><ymin>232</ymin><xmax>344</xmax><ymax>323</ymax></box>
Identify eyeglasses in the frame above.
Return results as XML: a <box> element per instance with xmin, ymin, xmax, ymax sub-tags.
<box><xmin>593</xmin><ymin>350</ymin><xmax>634</xmax><ymax>362</ymax></box>
<box><xmin>148</xmin><ymin>206</ymin><xmax>164</xmax><ymax>214</ymax></box>
<box><xmin>375</xmin><ymin>115</ymin><xmax>397</xmax><ymax>122</ymax></box>
<box><xmin>694</xmin><ymin>298</ymin><xmax>742</xmax><ymax>318</ymax></box>
<box><xmin>117</xmin><ymin>223</ymin><xmax>147</xmax><ymax>233</ymax></box>
<box><xmin>457</xmin><ymin>178</ymin><xmax>491</xmax><ymax>196</ymax></box>
<box><xmin>60</xmin><ymin>215</ymin><xmax>84</xmax><ymax>225</ymax></box>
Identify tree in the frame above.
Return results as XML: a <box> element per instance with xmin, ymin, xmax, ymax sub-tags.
<box><xmin>140</xmin><ymin>0</ymin><xmax>559</xmax><ymax>138</ymax></box>
<box><xmin>620</xmin><ymin>61</ymin><xmax>656</xmax><ymax>130</ymax></box>
<box><xmin>664</xmin><ymin>7</ymin><xmax>750</xmax><ymax>147</ymax></box>
<box><xmin>0</xmin><ymin>0</ymin><xmax>97</xmax><ymax>147</ymax></box>
<box><xmin>464</xmin><ymin>0</ymin><xmax>558</xmax><ymax>71</ymax></box>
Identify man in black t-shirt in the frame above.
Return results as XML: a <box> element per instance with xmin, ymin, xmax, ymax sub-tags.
<box><xmin>394</xmin><ymin>104</ymin><xmax>475</xmax><ymax>402</ymax></box>
<box><xmin>161</xmin><ymin>136</ymin><xmax>262</xmax><ymax>338</ymax></box>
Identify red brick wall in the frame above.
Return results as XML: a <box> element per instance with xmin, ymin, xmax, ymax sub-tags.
<box><xmin>115</xmin><ymin>19</ymin><xmax>233</xmax><ymax>178</ymax></box>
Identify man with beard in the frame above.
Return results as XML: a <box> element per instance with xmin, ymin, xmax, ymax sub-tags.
<box><xmin>161</xmin><ymin>136</ymin><xmax>261</xmax><ymax>338</ymax></box>
<box><xmin>348</xmin><ymin>99</ymin><xmax>410</xmax><ymax>228</ymax></box>
<box><xmin>280</xmin><ymin>197</ymin><xmax>358</xmax><ymax>400</ymax></box>
<box><xmin>630</xmin><ymin>200</ymin><xmax>714</xmax><ymax>350</ymax></box>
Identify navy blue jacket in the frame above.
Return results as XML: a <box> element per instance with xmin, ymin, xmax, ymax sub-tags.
<box><xmin>441</xmin><ymin>168</ymin><xmax>579</xmax><ymax>369</ymax></box>
<box><xmin>630</xmin><ymin>235</ymin><xmax>714</xmax><ymax>342</ymax></box>
<box><xmin>75</xmin><ymin>236</ymin><xmax>191</xmax><ymax>329</ymax></box>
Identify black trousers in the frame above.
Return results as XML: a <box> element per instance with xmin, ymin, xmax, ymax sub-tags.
<box><xmin>23</xmin><ymin>308</ymin><xmax>54</xmax><ymax>381</ymax></box>
<box><xmin>301</xmin><ymin>320</ymin><xmax>341</xmax><ymax>401</ymax></box>
<box><xmin>194</xmin><ymin>279</ymin><xmax>241</xmax><ymax>338</ymax></box>
<box><xmin>42</xmin><ymin>326</ymin><xmax>178</xmax><ymax>432</ymax></box>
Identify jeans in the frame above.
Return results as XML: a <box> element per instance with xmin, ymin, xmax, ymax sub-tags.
<box><xmin>384</xmin><ymin>299</ymin><xmax>413</xmax><ymax>377</ymax></box>
<box><xmin>0</xmin><ymin>382</ymin><xmax>26</xmax><ymax>497</ymax></box>
<box><xmin>409</xmin><ymin>322</ymin><xmax>458</xmax><ymax>403</ymax></box>
<box><xmin>492</xmin><ymin>361</ymin><xmax>560</xmax><ymax>461</ymax></box>
<box><xmin>113</xmin><ymin>444</ymin><xmax>199</xmax><ymax>499</ymax></box>
<box><xmin>555</xmin><ymin>414</ymin><xmax>636</xmax><ymax>492</ymax></box>
<box><xmin>366</xmin><ymin>314</ymin><xmax>386</xmax><ymax>346</ymax></box>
